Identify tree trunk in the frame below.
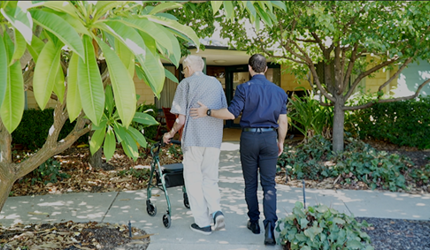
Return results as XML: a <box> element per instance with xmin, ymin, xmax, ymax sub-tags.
<box><xmin>0</xmin><ymin>119</ymin><xmax>14</xmax><ymax>212</ymax></box>
<box><xmin>89</xmin><ymin>147</ymin><xmax>102</xmax><ymax>169</ymax></box>
<box><xmin>88</xmin><ymin>131</ymin><xmax>102</xmax><ymax>169</ymax></box>
<box><xmin>332</xmin><ymin>97</ymin><xmax>345</xmax><ymax>152</ymax></box>
<box><xmin>0</xmin><ymin>173</ymin><xmax>14</xmax><ymax>212</ymax></box>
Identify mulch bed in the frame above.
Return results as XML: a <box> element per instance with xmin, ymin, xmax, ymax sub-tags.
<box><xmin>2</xmin><ymin>144</ymin><xmax>181</xmax><ymax>250</ymax></box>
<box><xmin>0</xmin><ymin>221</ymin><xmax>150</xmax><ymax>250</ymax></box>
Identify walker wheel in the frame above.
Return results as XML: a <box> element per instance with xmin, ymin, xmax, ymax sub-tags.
<box><xmin>162</xmin><ymin>214</ymin><xmax>171</xmax><ymax>228</ymax></box>
<box><xmin>146</xmin><ymin>201</ymin><xmax>157</xmax><ymax>217</ymax></box>
<box><xmin>183</xmin><ymin>193</ymin><xmax>190</xmax><ymax>209</ymax></box>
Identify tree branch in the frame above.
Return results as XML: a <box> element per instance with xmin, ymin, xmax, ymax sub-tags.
<box><xmin>0</xmin><ymin>118</ymin><xmax>12</xmax><ymax>164</ymax></box>
<box><xmin>344</xmin><ymin>78</ymin><xmax>430</xmax><ymax>111</ymax></box>
<box><xmin>15</xmin><ymin>111</ymin><xmax>91</xmax><ymax>179</ymax></box>
<box><xmin>308</xmin><ymin>63</ymin><xmax>336</xmax><ymax>102</ymax></box>
<box><xmin>296</xmin><ymin>38</ymin><xmax>318</xmax><ymax>43</ymax></box>
<box><xmin>378</xmin><ymin>57</ymin><xmax>413</xmax><ymax>92</ymax></box>
<box><xmin>310</xmin><ymin>31</ymin><xmax>325</xmax><ymax>52</ymax></box>
<box><xmin>334</xmin><ymin>45</ymin><xmax>343</xmax><ymax>95</ymax></box>
<box><xmin>344</xmin><ymin>57</ymin><xmax>398</xmax><ymax>100</ymax></box>
<box><xmin>287</xmin><ymin>39</ymin><xmax>313</xmax><ymax>64</ymax></box>
<box><xmin>341</xmin><ymin>43</ymin><xmax>358</xmax><ymax>94</ymax></box>
<box><xmin>320</xmin><ymin>101</ymin><xmax>334</xmax><ymax>107</ymax></box>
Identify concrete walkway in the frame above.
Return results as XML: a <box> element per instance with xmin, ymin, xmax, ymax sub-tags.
<box><xmin>1</xmin><ymin>142</ymin><xmax>430</xmax><ymax>250</ymax></box>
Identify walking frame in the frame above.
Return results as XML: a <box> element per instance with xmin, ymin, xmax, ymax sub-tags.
<box><xmin>145</xmin><ymin>139</ymin><xmax>190</xmax><ymax>228</ymax></box>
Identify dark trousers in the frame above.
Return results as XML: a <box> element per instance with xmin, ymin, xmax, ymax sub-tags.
<box><xmin>240</xmin><ymin>130</ymin><xmax>278</xmax><ymax>228</ymax></box>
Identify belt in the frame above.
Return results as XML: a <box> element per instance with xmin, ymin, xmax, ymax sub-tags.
<box><xmin>242</xmin><ymin>127</ymin><xmax>276</xmax><ymax>132</ymax></box>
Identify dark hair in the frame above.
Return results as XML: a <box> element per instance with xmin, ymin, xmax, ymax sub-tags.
<box><xmin>248</xmin><ymin>54</ymin><xmax>267</xmax><ymax>73</ymax></box>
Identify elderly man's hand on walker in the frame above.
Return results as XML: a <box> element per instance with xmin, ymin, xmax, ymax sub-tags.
<box><xmin>190</xmin><ymin>101</ymin><xmax>208</xmax><ymax>118</ymax></box>
<box><xmin>163</xmin><ymin>132</ymin><xmax>173</xmax><ymax>144</ymax></box>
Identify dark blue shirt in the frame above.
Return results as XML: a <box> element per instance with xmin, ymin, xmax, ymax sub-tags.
<box><xmin>228</xmin><ymin>74</ymin><xmax>288</xmax><ymax>128</ymax></box>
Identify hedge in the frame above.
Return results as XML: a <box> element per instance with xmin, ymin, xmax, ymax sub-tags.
<box><xmin>346</xmin><ymin>96</ymin><xmax>430</xmax><ymax>149</ymax></box>
<box><xmin>12</xmin><ymin>109</ymin><xmax>88</xmax><ymax>150</ymax></box>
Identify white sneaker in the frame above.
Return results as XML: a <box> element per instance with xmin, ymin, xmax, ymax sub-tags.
<box><xmin>212</xmin><ymin>211</ymin><xmax>225</xmax><ymax>231</ymax></box>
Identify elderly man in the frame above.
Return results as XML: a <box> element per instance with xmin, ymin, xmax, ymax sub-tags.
<box><xmin>190</xmin><ymin>54</ymin><xmax>288</xmax><ymax>245</ymax></box>
<box><xmin>163</xmin><ymin>55</ymin><xmax>227</xmax><ymax>235</ymax></box>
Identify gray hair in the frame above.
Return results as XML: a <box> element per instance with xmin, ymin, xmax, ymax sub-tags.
<box><xmin>183</xmin><ymin>55</ymin><xmax>204</xmax><ymax>72</ymax></box>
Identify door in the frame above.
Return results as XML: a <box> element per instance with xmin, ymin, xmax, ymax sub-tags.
<box><xmin>225</xmin><ymin>65</ymin><xmax>250</xmax><ymax>128</ymax></box>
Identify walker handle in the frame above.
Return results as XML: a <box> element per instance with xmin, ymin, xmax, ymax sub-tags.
<box><xmin>170</xmin><ymin>140</ymin><xmax>181</xmax><ymax>145</ymax></box>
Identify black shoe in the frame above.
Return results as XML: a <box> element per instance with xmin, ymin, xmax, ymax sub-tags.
<box><xmin>247</xmin><ymin>220</ymin><xmax>260</xmax><ymax>234</ymax></box>
<box><xmin>264</xmin><ymin>222</ymin><xmax>276</xmax><ymax>245</ymax></box>
<box><xmin>190</xmin><ymin>223</ymin><xmax>212</xmax><ymax>235</ymax></box>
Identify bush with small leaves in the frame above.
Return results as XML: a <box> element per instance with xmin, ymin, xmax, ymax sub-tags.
<box><xmin>410</xmin><ymin>164</ymin><xmax>430</xmax><ymax>186</ymax></box>
<box><xmin>278</xmin><ymin>135</ymin><xmax>411</xmax><ymax>192</ymax></box>
<box><xmin>277</xmin><ymin>202</ymin><xmax>374</xmax><ymax>250</ymax></box>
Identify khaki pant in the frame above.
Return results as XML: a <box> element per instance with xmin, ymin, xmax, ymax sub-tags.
<box><xmin>183</xmin><ymin>146</ymin><xmax>222</xmax><ymax>227</ymax></box>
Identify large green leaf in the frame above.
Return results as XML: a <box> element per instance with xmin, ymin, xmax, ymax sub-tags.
<box><xmin>1</xmin><ymin>5</ymin><xmax>33</xmax><ymax>44</ymax></box>
<box><xmin>162</xmin><ymin>29</ymin><xmax>181</xmax><ymax>67</ymax></box>
<box><xmin>96</xmin><ymin>20</ymin><xmax>145</xmax><ymax>73</ymax></box>
<box><xmin>55</xmin><ymin>11</ymin><xmax>91</xmax><ymax>36</ymax></box>
<box><xmin>244</xmin><ymin>1</ymin><xmax>257</xmax><ymax>23</ymax></box>
<box><xmin>136</xmin><ymin>52</ymin><xmax>165</xmax><ymax>99</ymax></box>
<box><xmin>3</xmin><ymin>28</ymin><xmax>14</xmax><ymax>62</ymax></box>
<box><xmin>132</xmin><ymin>112</ymin><xmax>159</xmax><ymax>126</ymax></box>
<box><xmin>30</xmin><ymin>9</ymin><xmax>84</xmax><ymax>59</ymax></box>
<box><xmin>113</xmin><ymin>123</ymin><xmax>138</xmax><ymax>160</ymax></box>
<box><xmin>114</xmin><ymin>38</ymin><xmax>135</xmax><ymax>77</ymax></box>
<box><xmin>95</xmin><ymin>36</ymin><xmax>136</xmax><ymax>128</ymax></box>
<box><xmin>11</xmin><ymin>29</ymin><xmax>27</xmax><ymax>65</ymax></box>
<box><xmin>144</xmin><ymin>15</ymin><xmax>200</xmax><ymax>48</ymax></box>
<box><xmin>123</xmin><ymin>129</ymin><xmax>139</xmax><ymax>160</ymax></box>
<box><xmin>149</xmin><ymin>2</ymin><xmax>183</xmax><ymax>14</ymax></box>
<box><xmin>90</xmin><ymin>127</ymin><xmax>106</xmax><ymax>155</ymax></box>
<box><xmin>41</xmin><ymin>1</ymin><xmax>80</xmax><ymax>19</ymax></box>
<box><xmin>165</xmin><ymin>68</ymin><xmax>179</xmax><ymax>84</ymax></box>
<box><xmin>77</xmin><ymin>35</ymin><xmax>105</xmax><ymax>126</ymax></box>
<box><xmin>132</xmin><ymin>32</ymin><xmax>164</xmax><ymax>98</ymax></box>
<box><xmin>270</xmin><ymin>1</ymin><xmax>287</xmax><ymax>11</ymax></box>
<box><xmin>118</xmin><ymin>18</ymin><xmax>174</xmax><ymax>56</ymax></box>
<box><xmin>32</xmin><ymin>39</ymin><xmax>61</xmax><ymax>109</ymax></box>
<box><xmin>103</xmin><ymin>126</ymin><xmax>116</xmax><ymax>161</ymax></box>
<box><xmin>0</xmin><ymin>61</ymin><xmax>25</xmax><ymax>133</ymax></box>
<box><xmin>128</xmin><ymin>126</ymin><xmax>147</xmax><ymax>148</ymax></box>
<box><xmin>255</xmin><ymin>4</ymin><xmax>272</xmax><ymax>27</ymax></box>
<box><xmin>94</xmin><ymin>1</ymin><xmax>120</xmax><ymax>21</ymax></box>
<box><xmin>211</xmin><ymin>1</ymin><xmax>223</xmax><ymax>15</ymax></box>
<box><xmin>27</xmin><ymin>35</ymin><xmax>45</xmax><ymax>63</ymax></box>
<box><xmin>104</xmin><ymin>84</ymin><xmax>114</xmax><ymax>118</ymax></box>
<box><xmin>222</xmin><ymin>1</ymin><xmax>234</xmax><ymax>21</ymax></box>
<box><xmin>97</xmin><ymin>21</ymin><xmax>147</xmax><ymax>61</ymax></box>
<box><xmin>66</xmin><ymin>52</ymin><xmax>82</xmax><ymax>122</ymax></box>
<box><xmin>53</xmin><ymin>61</ymin><xmax>65</xmax><ymax>104</ymax></box>
<box><xmin>0</xmin><ymin>34</ymin><xmax>7</xmax><ymax>109</ymax></box>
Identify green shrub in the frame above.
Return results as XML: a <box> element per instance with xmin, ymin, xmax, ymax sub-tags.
<box><xmin>20</xmin><ymin>157</ymin><xmax>70</xmax><ymax>185</ymax></box>
<box><xmin>131</xmin><ymin>103</ymin><xmax>159</xmax><ymax>142</ymax></box>
<box><xmin>288</xmin><ymin>92</ymin><xmax>333</xmax><ymax>140</ymax></box>
<box><xmin>12</xmin><ymin>109</ymin><xmax>88</xmax><ymax>150</ymax></box>
<box><xmin>277</xmin><ymin>201</ymin><xmax>374</xmax><ymax>250</ymax></box>
<box><xmin>118</xmin><ymin>168</ymin><xmax>150</xmax><ymax>181</ymax></box>
<box><xmin>279</xmin><ymin>135</ymin><xmax>411</xmax><ymax>191</ymax></box>
<box><xmin>410</xmin><ymin>164</ymin><xmax>430</xmax><ymax>186</ymax></box>
<box><xmin>346</xmin><ymin>95</ymin><xmax>430</xmax><ymax>149</ymax></box>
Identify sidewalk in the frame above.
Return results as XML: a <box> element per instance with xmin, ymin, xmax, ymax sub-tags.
<box><xmin>1</xmin><ymin>142</ymin><xmax>430</xmax><ymax>250</ymax></box>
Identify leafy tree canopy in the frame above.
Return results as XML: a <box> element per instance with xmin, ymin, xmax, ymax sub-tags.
<box><xmin>181</xmin><ymin>1</ymin><xmax>430</xmax><ymax>151</ymax></box>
